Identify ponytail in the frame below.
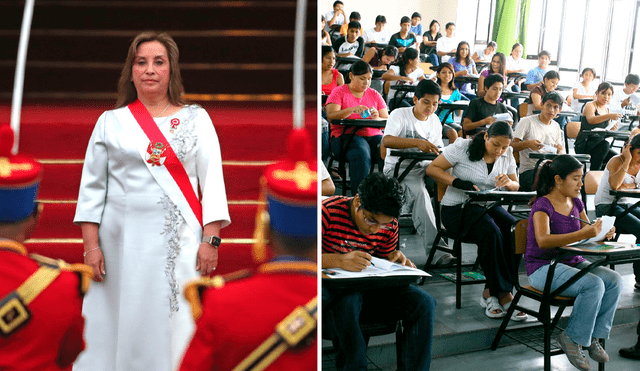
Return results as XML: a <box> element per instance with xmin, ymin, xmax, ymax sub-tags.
<box><xmin>532</xmin><ymin>155</ymin><xmax>583</xmax><ymax>202</ymax></box>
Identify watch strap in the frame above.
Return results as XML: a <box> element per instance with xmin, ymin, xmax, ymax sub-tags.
<box><xmin>202</xmin><ymin>235</ymin><xmax>221</xmax><ymax>247</ymax></box>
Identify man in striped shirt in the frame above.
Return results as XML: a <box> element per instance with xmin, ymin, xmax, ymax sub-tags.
<box><xmin>322</xmin><ymin>173</ymin><xmax>436</xmax><ymax>371</ymax></box>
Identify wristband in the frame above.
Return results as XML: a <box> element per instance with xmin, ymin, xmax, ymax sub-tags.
<box><xmin>83</xmin><ymin>246</ymin><xmax>101</xmax><ymax>258</ymax></box>
<box><xmin>452</xmin><ymin>178</ymin><xmax>477</xmax><ymax>191</ymax></box>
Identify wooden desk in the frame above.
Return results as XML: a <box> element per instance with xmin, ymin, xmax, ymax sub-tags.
<box><xmin>332</xmin><ymin>118</ymin><xmax>387</xmax><ymax>195</ymax></box>
<box><xmin>389</xmin><ymin>150</ymin><xmax>438</xmax><ymax>183</ymax></box>
<box><xmin>532</xmin><ymin>110</ymin><xmax>579</xmax><ymax>118</ymax></box>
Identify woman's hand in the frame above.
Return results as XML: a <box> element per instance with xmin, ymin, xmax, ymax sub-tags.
<box><xmin>196</xmin><ymin>242</ymin><xmax>218</xmax><ymax>276</ymax></box>
<box><xmin>351</xmin><ymin>105</ymin><xmax>369</xmax><ymax>115</ymax></box>
<box><xmin>388</xmin><ymin>250</ymin><xmax>416</xmax><ymax>268</ymax></box>
<box><xmin>459</xmin><ymin>69</ymin><xmax>469</xmax><ymax>76</ymax></box>
<box><xmin>583</xmin><ymin>219</ymin><xmax>603</xmax><ymax>239</ymax></box>
<box><xmin>369</xmin><ymin>107</ymin><xmax>380</xmax><ymax>119</ymax></box>
<box><xmin>604</xmin><ymin>226</ymin><xmax>616</xmax><ymax>241</ymax></box>
<box><xmin>611</xmin><ymin>120</ymin><xmax>620</xmax><ymax>131</ymax></box>
<box><xmin>495</xmin><ymin>174</ymin><xmax>512</xmax><ymax>188</ymax></box>
<box><xmin>621</xmin><ymin>145</ymin><xmax>632</xmax><ymax>165</ymax></box>
<box><xmin>404</xmin><ymin>76</ymin><xmax>416</xmax><ymax>84</ymax></box>
<box><xmin>608</xmin><ymin>112</ymin><xmax>622</xmax><ymax>121</ymax></box>
<box><xmin>84</xmin><ymin>248</ymin><xmax>105</xmax><ymax>282</ymax></box>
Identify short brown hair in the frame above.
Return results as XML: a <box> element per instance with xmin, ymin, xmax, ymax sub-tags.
<box><xmin>116</xmin><ymin>31</ymin><xmax>187</xmax><ymax>108</ymax></box>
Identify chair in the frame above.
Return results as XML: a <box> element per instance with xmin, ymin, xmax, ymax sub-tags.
<box><xmin>491</xmin><ymin>219</ymin><xmax>606</xmax><ymax>371</ymax></box>
<box><xmin>519</xmin><ymin>102</ymin><xmax>532</xmax><ymax>118</ymax></box>
<box><xmin>423</xmin><ymin>179</ymin><xmax>487</xmax><ymax>308</ymax></box>
<box><xmin>419</xmin><ymin>61</ymin><xmax>434</xmax><ymax>75</ymax></box>
<box><xmin>564</xmin><ymin>121</ymin><xmax>581</xmax><ymax>154</ymax></box>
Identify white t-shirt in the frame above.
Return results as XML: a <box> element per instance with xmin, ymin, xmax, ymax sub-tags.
<box><xmin>436</xmin><ymin>36</ymin><xmax>458</xmax><ymax>63</ymax></box>
<box><xmin>382</xmin><ymin>107</ymin><xmax>444</xmax><ymax>176</ymax></box>
<box><xmin>324</xmin><ymin>10</ymin><xmax>346</xmax><ymax>32</ymax></box>
<box><xmin>512</xmin><ymin>115</ymin><xmax>564</xmax><ymax>174</ymax></box>
<box><xmin>571</xmin><ymin>81</ymin><xmax>596</xmax><ymax>112</ymax></box>
<box><xmin>475</xmin><ymin>46</ymin><xmax>494</xmax><ymax>62</ymax></box>
<box><xmin>321</xmin><ymin>162</ymin><xmax>330</xmax><ymax>181</ymax></box>
<box><xmin>337</xmin><ymin>39</ymin><xmax>361</xmax><ymax>56</ymax></box>
<box><xmin>506</xmin><ymin>55</ymin><xmax>524</xmax><ymax>73</ymax></box>
<box><xmin>610</xmin><ymin>88</ymin><xmax>638</xmax><ymax>114</ymax></box>
<box><xmin>363</xmin><ymin>27</ymin><xmax>391</xmax><ymax>45</ymax></box>
<box><xmin>387</xmin><ymin>65</ymin><xmax>424</xmax><ymax>103</ymax></box>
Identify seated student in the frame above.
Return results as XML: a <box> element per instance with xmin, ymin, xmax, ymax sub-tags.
<box><xmin>527</xmin><ymin>155</ymin><xmax>621</xmax><ymax>370</ymax></box>
<box><xmin>362</xmin><ymin>45</ymin><xmax>398</xmax><ymax>71</ymax></box>
<box><xmin>333</xmin><ymin>21</ymin><xmax>365</xmax><ymax>58</ymax></box>
<box><xmin>436</xmin><ymin>62</ymin><xmax>465</xmax><ymax>142</ymax></box>
<box><xmin>382</xmin><ymin>79</ymin><xmax>456</xmax><ymax>266</ymax></box>
<box><xmin>362</xmin><ymin>15</ymin><xmax>391</xmax><ymax>47</ymax></box>
<box><xmin>322</xmin><ymin>173</ymin><xmax>436</xmax><ymax>371</ymax></box>
<box><xmin>410</xmin><ymin>12</ymin><xmax>423</xmax><ymax>43</ymax></box>
<box><xmin>322</xmin><ymin>45</ymin><xmax>345</xmax><ymax>96</ymax></box>
<box><xmin>322</xmin><ymin>162</ymin><xmax>336</xmax><ymax>196</ymax></box>
<box><xmin>449</xmin><ymin>41</ymin><xmax>478</xmax><ymax>100</ymax></box>
<box><xmin>472</xmin><ymin>41</ymin><xmax>497</xmax><ymax>63</ymax></box>
<box><xmin>389</xmin><ymin>16</ymin><xmax>419</xmax><ymax>54</ymax></box>
<box><xmin>512</xmin><ymin>92</ymin><xmax>565</xmax><ymax>191</ymax></box>
<box><xmin>610</xmin><ymin>73</ymin><xmax>640</xmax><ymax>115</ymax></box>
<box><xmin>529</xmin><ymin>70</ymin><xmax>568</xmax><ymax>129</ymax></box>
<box><xmin>324</xmin><ymin>1</ymin><xmax>346</xmax><ymax>36</ymax></box>
<box><xmin>421</xmin><ymin>20</ymin><xmax>442</xmax><ymax>67</ymax></box>
<box><xmin>574</xmin><ymin>82</ymin><xmax>622</xmax><ymax>171</ymax></box>
<box><xmin>595</xmin><ymin>134</ymin><xmax>640</xmax><ymax>291</ymax></box>
<box><xmin>426</xmin><ymin>121</ymin><xmax>526</xmax><ymax>320</ymax></box>
<box><xmin>339</xmin><ymin>11</ymin><xmax>363</xmax><ymax>37</ymax></box>
<box><xmin>381</xmin><ymin>48</ymin><xmax>424</xmax><ymax>110</ymax></box>
<box><xmin>478</xmin><ymin>52</ymin><xmax>507</xmax><ymax>98</ymax></box>
<box><xmin>572</xmin><ymin>67</ymin><xmax>597</xmax><ymax>113</ymax></box>
<box><xmin>326</xmin><ymin>61</ymin><xmax>388</xmax><ymax>194</ymax></box>
<box><xmin>462</xmin><ymin>73</ymin><xmax>513</xmax><ymax>137</ymax></box>
<box><xmin>436</xmin><ymin>22</ymin><xmax>458</xmax><ymax>64</ymax></box>
<box><xmin>525</xmin><ymin>50</ymin><xmax>552</xmax><ymax>91</ymax></box>
<box><xmin>321</xmin><ymin>15</ymin><xmax>332</xmax><ymax>46</ymax></box>
<box><xmin>505</xmin><ymin>43</ymin><xmax>526</xmax><ymax>92</ymax></box>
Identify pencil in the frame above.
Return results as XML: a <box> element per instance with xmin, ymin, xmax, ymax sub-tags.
<box><xmin>570</xmin><ymin>215</ymin><xmax>594</xmax><ymax>225</ymax></box>
<box><xmin>344</xmin><ymin>240</ymin><xmax>375</xmax><ymax>266</ymax></box>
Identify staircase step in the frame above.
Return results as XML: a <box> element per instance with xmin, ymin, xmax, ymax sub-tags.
<box><xmin>33</xmin><ymin>202</ymin><xmax>262</xmax><ymax>239</ymax></box>
<box><xmin>23</xmin><ymin>240</ymin><xmax>269</xmax><ymax>275</ymax></box>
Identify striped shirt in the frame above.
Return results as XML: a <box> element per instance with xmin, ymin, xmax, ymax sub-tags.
<box><xmin>322</xmin><ymin>196</ymin><xmax>398</xmax><ymax>259</ymax></box>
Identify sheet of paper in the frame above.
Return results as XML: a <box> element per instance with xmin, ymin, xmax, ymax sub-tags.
<box><xmin>568</xmin><ymin>216</ymin><xmax>616</xmax><ymax>246</ymax></box>
<box><xmin>541</xmin><ymin>144</ymin><xmax>558</xmax><ymax>154</ymax></box>
<box><xmin>493</xmin><ymin>112</ymin><xmax>512</xmax><ymax>121</ymax></box>
<box><xmin>323</xmin><ymin>257</ymin><xmax>430</xmax><ymax>278</ymax></box>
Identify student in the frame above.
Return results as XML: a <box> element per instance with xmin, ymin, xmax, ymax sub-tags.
<box><xmin>472</xmin><ymin>41</ymin><xmax>497</xmax><ymax>63</ymax></box>
<box><xmin>362</xmin><ymin>45</ymin><xmax>398</xmax><ymax>71</ymax></box>
<box><xmin>410</xmin><ymin>12</ymin><xmax>423</xmax><ymax>43</ymax></box>
<box><xmin>610</xmin><ymin>73</ymin><xmax>640</xmax><ymax>114</ymax></box>
<box><xmin>326</xmin><ymin>61</ymin><xmax>388</xmax><ymax>194</ymax></box>
<box><xmin>462</xmin><ymin>73</ymin><xmax>513</xmax><ymax>137</ymax></box>
<box><xmin>421</xmin><ymin>20</ymin><xmax>442</xmax><ymax>67</ymax></box>
<box><xmin>478</xmin><ymin>52</ymin><xmax>507</xmax><ymax>98</ymax></box>
<box><xmin>333</xmin><ymin>21</ymin><xmax>365</xmax><ymax>58</ymax></box>
<box><xmin>595</xmin><ymin>134</ymin><xmax>640</xmax><ymax>291</ymax></box>
<box><xmin>571</xmin><ymin>68</ymin><xmax>597</xmax><ymax>113</ymax></box>
<box><xmin>527</xmin><ymin>155</ymin><xmax>621</xmax><ymax>370</ymax></box>
<box><xmin>436</xmin><ymin>22</ymin><xmax>458</xmax><ymax>63</ymax></box>
<box><xmin>574</xmin><ymin>82</ymin><xmax>621</xmax><ymax>170</ymax></box>
<box><xmin>339</xmin><ymin>11</ymin><xmax>363</xmax><ymax>37</ymax></box>
<box><xmin>389</xmin><ymin>16</ymin><xmax>419</xmax><ymax>54</ymax></box>
<box><xmin>321</xmin><ymin>162</ymin><xmax>336</xmax><ymax>196</ymax></box>
<box><xmin>322</xmin><ymin>45</ymin><xmax>345</xmax><ymax>96</ymax></box>
<box><xmin>529</xmin><ymin>71</ymin><xmax>569</xmax><ymax>129</ymax></box>
<box><xmin>362</xmin><ymin>15</ymin><xmax>391</xmax><ymax>47</ymax></box>
<box><xmin>324</xmin><ymin>0</ymin><xmax>346</xmax><ymax>32</ymax></box>
<box><xmin>321</xmin><ymin>15</ymin><xmax>332</xmax><ymax>46</ymax></box>
<box><xmin>322</xmin><ymin>173</ymin><xmax>436</xmax><ymax>371</ymax></box>
<box><xmin>525</xmin><ymin>50</ymin><xmax>552</xmax><ymax>91</ymax></box>
<box><xmin>383</xmin><ymin>79</ymin><xmax>456</xmax><ymax>266</ymax></box>
<box><xmin>382</xmin><ymin>48</ymin><xmax>425</xmax><ymax>110</ymax></box>
<box><xmin>505</xmin><ymin>43</ymin><xmax>525</xmax><ymax>75</ymax></box>
<box><xmin>436</xmin><ymin>62</ymin><xmax>465</xmax><ymax>142</ymax></box>
<box><xmin>426</xmin><ymin>121</ymin><xmax>526</xmax><ymax>320</ymax></box>
<box><xmin>512</xmin><ymin>92</ymin><xmax>565</xmax><ymax>191</ymax></box>
<box><xmin>449</xmin><ymin>41</ymin><xmax>478</xmax><ymax>100</ymax></box>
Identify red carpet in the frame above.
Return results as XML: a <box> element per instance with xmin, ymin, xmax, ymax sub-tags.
<box><xmin>1</xmin><ymin>102</ymin><xmax>317</xmax><ymax>275</ymax></box>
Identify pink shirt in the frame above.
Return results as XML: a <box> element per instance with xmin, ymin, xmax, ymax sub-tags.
<box><xmin>326</xmin><ymin>84</ymin><xmax>387</xmax><ymax>138</ymax></box>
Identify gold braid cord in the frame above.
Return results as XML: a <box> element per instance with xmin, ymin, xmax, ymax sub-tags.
<box><xmin>251</xmin><ymin>176</ymin><xmax>270</xmax><ymax>263</ymax></box>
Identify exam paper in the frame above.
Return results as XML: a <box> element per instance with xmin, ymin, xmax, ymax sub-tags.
<box><xmin>493</xmin><ymin>112</ymin><xmax>512</xmax><ymax>121</ymax></box>
<box><xmin>568</xmin><ymin>216</ymin><xmax>616</xmax><ymax>246</ymax></box>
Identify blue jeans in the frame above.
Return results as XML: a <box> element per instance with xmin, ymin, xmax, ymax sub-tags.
<box><xmin>322</xmin><ymin>125</ymin><xmax>330</xmax><ymax>162</ymax></box>
<box><xmin>441</xmin><ymin>204</ymin><xmax>516</xmax><ymax>296</ymax></box>
<box><xmin>330</xmin><ymin>134</ymin><xmax>382</xmax><ymax>195</ymax></box>
<box><xmin>528</xmin><ymin>261</ymin><xmax>622</xmax><ymax>346</ymax></box>
<box><xmin>596</xmin><ymin>203</ymin><xmax>640</xmax><ymax>283</ymax></box>
<box><xmin>426</xmin><ymin>52</ymin><xmax>439</xmax><ymax>67</ymax></box>
<box><xmin>323</xmin><ymin>285</ymin><xmax>436</xmax><ymax>371</ymax></box>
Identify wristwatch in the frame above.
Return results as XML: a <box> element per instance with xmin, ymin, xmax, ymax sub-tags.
<box><xmin>202</xmin><ymin>235</ymin><xmax>221</xmax><ymax>248</ymax></box>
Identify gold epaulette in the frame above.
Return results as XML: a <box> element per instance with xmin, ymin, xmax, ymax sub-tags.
<box><xmin>183</xmin><ymin>269</ymin><xmax>253</xmax><ymax>321</ymax></box>
<box><xmin>29</xmin><ymin>254</ymin><xmax>93</xmax><ymax>295</ymax></box>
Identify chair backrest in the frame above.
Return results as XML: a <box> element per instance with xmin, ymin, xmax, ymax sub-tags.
<box><xmin>513</xmin><ymin>219</ymin><xmax>528</xmax><ymax>255</ymax></box>
<box><xmin>518</xmin><ymin>102</ymin><xmax>530</xmax><ymax>118</ymax></box>
<box><xmin>565</xmin><ymin>121</ymin><xmax>580</xmax><ymax>139</ymax></box>
<box><xmin>420</xmin><ymin>62</ymin><xmax>434</xmax><ymax>75</ymax></box>
<box><xmin>584</xmin><ymin>170</ymin><xmax>604</xmax><ymax>195</ymax></box>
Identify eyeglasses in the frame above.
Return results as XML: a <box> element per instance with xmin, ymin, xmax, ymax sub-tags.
<box><xmin>358</xmin><ymin>206</ymin><xmax>395</xmax><ymax>230</ymax></box>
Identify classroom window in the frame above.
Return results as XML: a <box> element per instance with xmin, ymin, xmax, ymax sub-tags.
<box><xmin>541</xmin><ymin>1</ymin><xmax>562</xmax><ymax>59</ymax></box>
<box><xmin>475</xmin><ymin>0</ymin><xmax>493</xmax><ymax>44</ymax></box>
<box><xmin>582</xmin><ymin>0</ymin><xmax>612</xmax><ymax>79</ymax></box>
<box><xmin>558</xmin><ymin>0</ymin><xmax>587</xmax><ymax>72</ymax></box>
<box><xmin>605</xmin><ymin>0</ymin><xmax>636</xmax><ymax>83</ymax></box>
<box><xmin>630</xmin><ymin>3</ymin><xmax>640</xmax><ymax>75</ymax></box>
<box><xmin>526</xmin><ymin>0</ymin><xmax>544</xmax><ymax>56</ymax></box>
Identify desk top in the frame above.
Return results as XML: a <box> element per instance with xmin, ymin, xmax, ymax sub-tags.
<box><xmin>389</xmin><ymin>84</ymin><xmax>417</xmax><ymax>92</ymax></box>
<box><xmin>455</xmin><ymin>75</ymin><xmax>479</xmax><ymax>84</ymax></box>
<box><xmin>529</xmin><ymin>152</ymin><xmax>591</xmax><ymax>162</ymax></box>
<box><xmin>609</xmin><ymin>189</ymin><xmax>640</xmax><ymax>198</ymax></box>
<box><xmin>439</xmin><ymin>101</ymin><xmax>470</xmax><ymax>110</ymax></box>
<box><xmin>501</xmin><ymin>91</ymin><xmax>529</xmax><ymax>100</ymax></box>
<box><xmin>559</xmin><ymin>241</ymin><xmax>640</xmax><ymax>257</ymax></box>
<box><xmin>578</xmin><ymin>98</ymin><xmax>593</xmax><ymax>103</ymax></box>
<box><xmin>532</xmin><ymin>110</ymin><xmax>578</xmax><ymax>117</ymax></box>
<box><xmin>389</xmin><ymin>150</ymin><xmax>438</xmax><ymax>160</ymax></box>
<box><xmin>332</xmin><ymin>118</ymin><xmax>387</xmax><ymax>128</ymax></box>
<box><xmin>464</xmin><ymin>190</ymin><xmax>536</xmax><ymax>202</ymax></box>
<box><xmin>335</xmin><ymin>56</ymin><xmax>361</xmax><ymax>63</ymax></box>
<box><xmin>365</xmin><ymin>43</ymin><xmax>388</xmax><ymax>48</ymax></box>
<box><xmin>322</xmin><ymin>274</ymin><xmax>422</xmax><ymax>290</ymax></box>
<box><xmin>508</xmin><ymin>72</ymin><xmax>527</xmax><ymax>79</ymax></box>
<box><xmin>585</xmin><ymin>130</ymin><xmax>631</xmax><ymax>140</ymax></box>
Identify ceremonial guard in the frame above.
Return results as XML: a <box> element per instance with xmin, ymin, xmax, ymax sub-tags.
<box><xmin>0</xmin><ymin>124</ymin><xmax>93</xmax><ymax>370</ymax></box>
<box><xmin>179</xmin><ymin>128</ymin><xmax>318</xmax><ymax>371</ymax></box>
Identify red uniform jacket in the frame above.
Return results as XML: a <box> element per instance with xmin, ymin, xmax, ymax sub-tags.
<box><xmin>0</xmin><ymin>241</ymin><xmax>88</xmax><ymax>371</ymax></box>
<box><xmin>179</xmin><ymin>259</ymin><xmax>317</xmax><ymax>371</ymax></box>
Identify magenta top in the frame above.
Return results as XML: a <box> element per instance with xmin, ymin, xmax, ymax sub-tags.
<box><xmin>525</xmin><ymin>196</ymin><xmax>587</xmax><ymax>275</ymax></box>
<box><xmin>325</xmin><ymin>83</ymin><xmax>387</xmax><ymax>138</ymax></box>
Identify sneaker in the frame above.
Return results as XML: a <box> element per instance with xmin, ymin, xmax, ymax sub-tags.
<box><xmin>586</xmin><ymin>338</ymin><xmax>609</xmax><ymax>363</ymax></box>
<box><xmin>557</xmin><ymin>331</ymin><xmax>591</xmax><ymax>371</ymax></box>
<box><xmin>434</xmin><ymin>253</ymin><xmax>457</xmax><ymax>267</ymax></box>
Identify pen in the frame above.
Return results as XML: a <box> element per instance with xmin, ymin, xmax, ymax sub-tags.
<box><xmin>345</xmin><ymin>241</ymin><xmax>375</xmax><ymax>266</ymax></box>
<box><xmin>570</xmin><ymin>215</ymin><xmax>594</xmax><ymax>225</ymax></box>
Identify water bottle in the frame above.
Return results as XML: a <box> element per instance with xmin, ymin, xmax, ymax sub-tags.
<box><xmin>360</xmin><ymin>107</ymin><xmax>372</xmax><ymax>119</ymax></box>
